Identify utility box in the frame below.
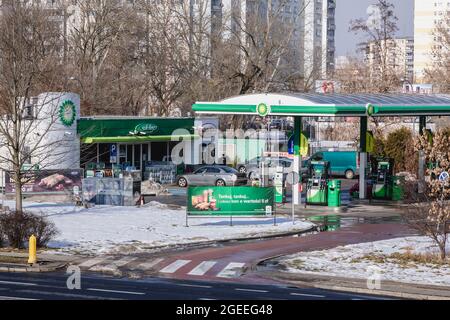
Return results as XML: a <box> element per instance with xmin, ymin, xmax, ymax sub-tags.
<box><xmin>327</xmin><ymin>180</ymin><xmax>342</xmax><ymax>207</ymax></box>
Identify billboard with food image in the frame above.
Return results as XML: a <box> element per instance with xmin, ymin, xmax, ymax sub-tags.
<box><xmin>5</xmin><ymin>169</ymin><xmax>83</xmax><ymax>194</ymax></box>
<box><xmin>187</xmin><ymin>186</ymin><xmax>274</xmax><ymax>216</ymax></box>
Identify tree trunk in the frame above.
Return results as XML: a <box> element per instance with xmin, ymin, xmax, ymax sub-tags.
<box><xmin>439</xmin><ymin>242</ymin><xmax>447</xmax><ymax>261</ymax></box>
<box><xmin>13</xmin><ymin>168</ymin><xmax>23</xmax><ymax>213</ymax></box>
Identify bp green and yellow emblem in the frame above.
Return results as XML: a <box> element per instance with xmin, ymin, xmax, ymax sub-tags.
<box><xmin>59</xmin><ymin>100</ymin><xmax>77</xmax><ymax>127</ymax></box>
<box><xmin>257</xmin><ymin>103</ymin><xmax>270</xmax><ymax>117</ymax></box>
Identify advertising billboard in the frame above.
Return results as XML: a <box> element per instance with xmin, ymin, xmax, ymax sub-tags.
<box><xmin>187</xmin><ymin>186</ymin><xmax>274</xmax><ymax>216</ymax></box>
<box><xmin>5</xmin><ymin>169</ymin><xmax>83</xmax><ymax>194</ymax></box>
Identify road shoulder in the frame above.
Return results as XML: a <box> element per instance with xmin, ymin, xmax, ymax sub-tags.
<box><xmin>262</xmin><ymin>271</ymin><xmax>450</xmax><ymax>300</ymax></box>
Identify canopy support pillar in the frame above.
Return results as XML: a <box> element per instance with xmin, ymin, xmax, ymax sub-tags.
<box><xmin>293</xmin><ymin>116</ymin><xmax>302</xmax><ymax>205</ymax></box>
<box><xmin>359</xmin><ymin>116</ymin><xmax>368</xmax><ymax>200</ymax></box>
<box><xmin>418</xmin><ymin>116</ymin><xmax>427</xmax><ymax>193</ymax></box>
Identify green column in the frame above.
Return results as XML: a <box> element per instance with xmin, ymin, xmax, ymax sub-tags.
<box><xmin>359</xmin><ymin>116</ymin><xmax>368</xmax><ymax>152</ymax></box>
<box><xmin>293</xmin><ymin>117</ymin><xmax>302</xmax><ymax>205</ymax></box>
<box><xmin>294</xmin><ymin>117</ymin><xmax>302</xmax><ymax>156</ymax></box>
<box><xmin>359</xmin><ymin>116</ymin><xmax>368</xmax><ymax>199</ymax></box>
<box><xmin>419</xmin><ymin>116</ymin><xmax>427</xmax><ymax>135</ymax></box>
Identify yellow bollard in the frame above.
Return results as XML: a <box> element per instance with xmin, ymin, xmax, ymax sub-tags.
<box><xmin>28</xmin><ymin>235</ymin><xmax>37</xmax><ymax>265</ymax></box>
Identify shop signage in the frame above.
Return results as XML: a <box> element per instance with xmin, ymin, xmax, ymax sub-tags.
<box><xmin>110</xmin><ymin>144</ymin><xmax>117</xmax><ymax>163</ymax></box>
<box><xmin>366</xmin><ymin>131</ymin><xmax>375</xmax><ymax>153</ymax></box>
<box><xmin>287</xmin><ymin>134</ymin><xmax>308</xmax><ymax>156</ymax></box>
<box><xmin>187</xmin><ymin>186</ymin><xmax>274</xmax><ymax>216</ymax></box>
<box><xmin>59</xmin><ymin>100</ymin><xmax>77</xmax><ymax>127</ymax></box>
<box><xmin>256</xmin><ymin>103</ymin><xmax>270</xmax><ymax>117</ymax></box>
<box><xmin>135</xmin><ymin>123</ymin><xmax>159</xmax><ymax>134</ymax></box>
<box><xmin>5</xmin><ymin>169</ymin><xmax>83</xmax><ymax>194</ymax></box>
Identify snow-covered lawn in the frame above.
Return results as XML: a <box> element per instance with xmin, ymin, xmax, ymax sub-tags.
<box><xmin>279</xmin><ymin>236</ymin><xmax>450</xmax><ymax>286</ymax></box>
<box><xmin>8</xmin><ymin>201</ymin><xmax>314</xmax><ymax>255</ymax></box>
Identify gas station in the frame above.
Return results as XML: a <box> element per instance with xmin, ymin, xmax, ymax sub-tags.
<box><xmin>193</xmin><ymin>93</ymin><xmax>450</xmax><ymax>206</ymax></box>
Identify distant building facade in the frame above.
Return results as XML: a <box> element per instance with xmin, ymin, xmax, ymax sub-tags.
<box><xmin>414</xmin><ymin>0</ymin><xmax>450</xmax><ymax>81</ymax></box>
<box><xmin>365</xmin><ymin>37</ymin><xmax>414</xmax><ymax>82</ymax></box>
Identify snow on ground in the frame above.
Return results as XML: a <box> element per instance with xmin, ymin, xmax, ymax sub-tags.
<box><xmin>6</xmin><ymin>200</ymin><xmax>314</xmax><ymax>255</ymax></box>
<box><xmin>279</xmin><ymin>236</ymin><xmax>450</xmax><ymax>286</ymax></box>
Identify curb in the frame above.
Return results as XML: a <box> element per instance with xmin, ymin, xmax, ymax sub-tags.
<box><xmin>265</xmin><ymin>272</ymin><xmax>450</xmax><ymax>300</ymax></box>
<box><xmin>91</xmin><ymin>225</ymin><xmax>319</xmax><ymax>257</ymax></box>
<box><xmin>0</xmin><ymin>262</ymin><xmax>67</xmax><ymax>273</ymax></box>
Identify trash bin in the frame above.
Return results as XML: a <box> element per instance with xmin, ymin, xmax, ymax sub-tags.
<box><xmin>327</xmin><ymin>180</ymin><xmax>341</xmax><ymax>207</ymax></box>
<box><xmin>391</xmin><ymin>176</ymin><xmax>405</xmax><ymax>201</ymax></box>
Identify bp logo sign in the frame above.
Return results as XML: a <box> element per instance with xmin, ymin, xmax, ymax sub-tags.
<box><xmin>135</xmin><ymin>123</ymin><xmax>159</xmax><ymax>134</ymax></box>
<box><xmin>257</xmin><ymin>103</ymin><xmax>270</xmax><ymax>117</ymax></box>
<box><xmin>366</xmin><ymin>103</ymin><xmax>378</xmax><ymax>116</ymax></box>
<box><xmin>59</xmin><ymin>100</ymin><xmax>77</xmax><ymax>127</ymax></box>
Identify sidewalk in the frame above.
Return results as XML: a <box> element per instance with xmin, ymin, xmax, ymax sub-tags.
<box><xmin>0</xmin><ymin>251</ymin><xmax>76</xmax><ymax>273</ymax></box>
<box><xmin>263</xmin><ymin>271</ymin><xmax>450</xmax><ymax>300</ymax></box>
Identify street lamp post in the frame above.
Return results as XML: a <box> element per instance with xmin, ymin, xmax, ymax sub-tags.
<box><xmin>66</xmin><ymin>77</ymin><xmax>85</xmax><ymax>102</ymax></box>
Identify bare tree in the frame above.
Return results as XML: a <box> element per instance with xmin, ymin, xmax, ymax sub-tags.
<box><xmin>136</xmin><ymin>0</ymin><xmax>191</xmax><ymax>117</ymax></box>
<box><xmin>403</xmin><ymin>129</ymin><xmax>450</xmax><ymax>260</ymax></box>
<box><xmin>0</xmin><ymin>2</ymin><xmax>71</xmax><ymax>212</ymax></box>
<box><xmin>350</xmin><ymin>0</ymin><xmax>400</xmax><ymax>93</ymax></box>
<box><xmin>67</xmin><ymin>0</ymin><xmax>141</xmax><ymax>115</ymax></box>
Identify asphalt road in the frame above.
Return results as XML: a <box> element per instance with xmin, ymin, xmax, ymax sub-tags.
<box><xmin>0</xmin><ymin>271</ymin><xmax>393</xmax><ymax>300</ymax></box>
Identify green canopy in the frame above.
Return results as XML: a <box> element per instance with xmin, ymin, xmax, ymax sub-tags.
<box><xmin>193</xmin><ymin>93</ymin><xmax>450</xmax><ymax>117</ymax></box>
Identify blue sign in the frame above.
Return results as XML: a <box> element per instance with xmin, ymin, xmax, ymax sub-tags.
<box><xmin>438</xmin><ymin>171</ymin><xmax>449</xmax><ymax>183</ymax></box>
<box><xmin>288</xmin><ymin>135</ymin><xmax>294</xmax><ymax>155</ymax></box>
<box><xmin>110</xmin><ymin>144</ymin><xmax>118</xmax><ymax>163</ymax></box>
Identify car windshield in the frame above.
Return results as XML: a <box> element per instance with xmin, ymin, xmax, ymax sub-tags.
<box><xmin>221</xmin><ymin>167</ymin><xmax>238</xmax><ymax>174</ymax></box>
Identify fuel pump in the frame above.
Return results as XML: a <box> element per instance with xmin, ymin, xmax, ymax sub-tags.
<box><xmin>306</xmin><ymin>161</ymin><xmax>331</xmax><ymax>205</ymax></box>
<box><xmin>372</xmin><ymin>158</ymin><xmax>394</xmax><ymax>199</ymax></box>
<box><xmin>274</xmin><ymin>166</ymin><xmax>285</xmax><ymax>203</ymax></box>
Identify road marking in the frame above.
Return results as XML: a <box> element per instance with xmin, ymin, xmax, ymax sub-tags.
<box><xmin>107</xmin><ymin>256</ymin><xmax>138</xmax><ymax>268</ymax></box>
<box><xmin>177</xmin><ymin>283</ymin><xmax>212</xmax><ymax>289</ymax></box>
<box><xmin>0</xmin><ymin>280</ymin><xmax>37</xmax><ymax>286</ymax></box>
<box><xmin>235</xmin><ymin>288</ymin><xmax>269</xmax><ymax>293</ymax></box>
<box><xmin>160</xmin><ymin>260</ymin><xmax>191</xmax><ymax>274</ymax></box>
<box><xmin>17</xmin><ymin>289</ymin><xmax>118</xmax><ymax>300</ymax></box>
<box><xmin>290</xmin><ymin>292</ymin><xmax>326</xmax><ymax>298</ymax></box>
<box><xmin>216</xmin><ymin>262</ymin><xmax>246</xmax><ymax>278</ymax></box>
<box><xmin>137</xmin><ymin>258</ymin><xmax>164</xmax><ymax>270</ymax></box>
<box><xmin>188</xmin><ymin>261</ymin><xmax>217</xmax><ymax>276</ymax></box>
<box><xmin>0</xmin><ymin>295</ymin><xmax>38</xmax><ymax>300</ymax></box>
<box><xmin>79</xmin><ymin>257</ymin><xmax>109</xmax><ymax>268</ymax></box>
<box><xmin>87</xmin><ymin>288</ymin><xmax>145</xmax><ymax>296</ymax></box>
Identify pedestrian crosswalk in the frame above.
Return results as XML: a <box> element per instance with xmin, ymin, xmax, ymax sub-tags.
<box><xmin>160</xmin><ymin>260</ymin><xmax>191</xmax><ymax>274</ymax></box>
<box><xmin>187</xmin><ymin>261</ymin><xmax>217</xmax><ymax>276</ymax></box>
<box><xmin>77</xmin><ymin>257</ymin><xmax>247</xmax><ymax>279</ymax></box>
<box><xmin>217</xmin><ymin>262</ymin><xmax>246</xmax><ymax>278</ymax></box>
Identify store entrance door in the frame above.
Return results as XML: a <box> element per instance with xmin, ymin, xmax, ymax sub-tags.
<box><xmin>118</xmin><ymin>144</ymin><xmax>145</xmax><ymax>170</ymax></box>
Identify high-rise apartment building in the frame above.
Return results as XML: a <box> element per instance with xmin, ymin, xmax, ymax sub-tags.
<box><xmin>414</xmin><ymin>0</ymin><xmax>450</xmax><ymax>81</ymax></box>
<box><xmin>366</xmin><ymin>37</ymin><xmax>414</xmax><ymax>82</ymax></box>
<box><xmin>219</xmin><ymin>0</ymin><xmax>336</xmax><ymax>82</ymax></box>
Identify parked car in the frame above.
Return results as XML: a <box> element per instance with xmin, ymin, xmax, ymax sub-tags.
<box><xmin>177</xmin><ymin>165</ymin><xmax>248</xmax><ymax>187</ymax></box>
<box><xmin>236</xmin><ymin>156</ymin><xmax>263</xmax><ymax>174</ymax></box>
<box><xmin>304</xmin><ymin>151</ymin><xmax>360</xmax><ymax>179</ymax></box>
<box><xmin>247</xmin><ymin>157</ymin><xmax>294</xmax><ymax>181</ymax></box>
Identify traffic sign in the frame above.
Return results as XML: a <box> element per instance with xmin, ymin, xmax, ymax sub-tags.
<box><xmin>438</xmin><ymin>171</ymin><xmax>449</xmax><ymax>183</ymax></box>
<box><xmin>288</xmin><ymin>135</ymin><xmax>294</xmax><ymax>155</ymax></box>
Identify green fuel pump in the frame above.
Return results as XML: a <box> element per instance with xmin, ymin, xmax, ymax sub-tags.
<box><xmin>306</xmin><ymin>161</ymin><xmax>331</xmax><ymax>205</ymax></box>
<box><xmin>372</xmin><ymin>158</ymin><xmax>394</xmax><ymax>200</ymax></box>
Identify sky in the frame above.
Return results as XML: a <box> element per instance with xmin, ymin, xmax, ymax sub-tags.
<box><xmin>335</xmin><ymin>0</ymin><xmax>415</xmax><ymax>56</ymax></box>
